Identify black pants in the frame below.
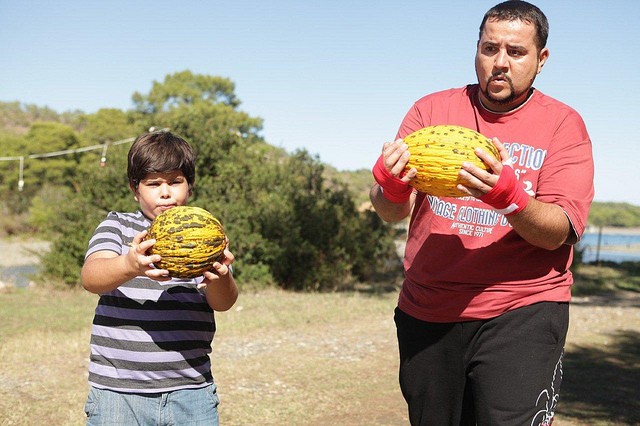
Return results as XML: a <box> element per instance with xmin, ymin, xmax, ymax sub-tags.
<box><xmin>395</xmin><ymin>302</ymin><xmax>568</xmax><ymax>426</ymax></box>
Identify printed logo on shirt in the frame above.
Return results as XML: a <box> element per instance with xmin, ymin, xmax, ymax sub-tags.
<box><xmin>505</xmin><ymin>142</ymin><xmax>546</xmax><ymax>197</ymax></box>
<box><xmin>426</xmin><ymin>142</ymin><xmax>547</xmax><ymax>238</ymax></box>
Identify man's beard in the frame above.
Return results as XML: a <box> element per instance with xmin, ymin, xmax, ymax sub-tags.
<box><xmin>481</xmin><ymin>72</ymin><xmax>536</xmax><ymax>107</ymax></box>
<box><xmin>481</xmin><ymin>72</ymin><xmax>518</xmax><ymax>105</ymax></box>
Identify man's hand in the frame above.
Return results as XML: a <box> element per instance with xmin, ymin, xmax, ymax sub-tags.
<box><xmin>372</xmin><ymin>139</ymin><xmax>418</xmax><ymax>203</ymax></box>
<box><xmin>457</xmin><ymin>137</ymin><xmax>529</xmax><ymax>216</ymax></box>
<box><xmin>457</xmin><ymin>137</ymin><xmax>506</xmax><ymax>196</ymax></box>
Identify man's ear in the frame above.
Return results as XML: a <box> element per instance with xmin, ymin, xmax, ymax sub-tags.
<box><xmin>537</xmin><ymin>48</ymin><xmax>550</xmax><ymax>74</ymax></box>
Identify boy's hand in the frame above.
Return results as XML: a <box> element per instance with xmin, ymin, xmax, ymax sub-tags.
<box><xmin>128</xmin><ymin>230</ymin><xmax>171</xmax><ymax>281</ymax></box>
<box><xmin>202</xmin><ymin>239</ymin><xmax>234</xmax><ymax>283</ymax></box>
<box><xmin>201</xmin><ymin>237</ymin><xmax>238</xmax><ymax>311</ymax></box>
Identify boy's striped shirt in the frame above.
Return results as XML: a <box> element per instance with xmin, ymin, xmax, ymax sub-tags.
<box><xmin>85</xmin><ymin>211</ymin><xmax>215</xmax><ymax>393</ymax></box>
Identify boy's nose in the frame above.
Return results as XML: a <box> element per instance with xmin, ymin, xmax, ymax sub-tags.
<box><xmin>160</xmin><ymin>184</ymin><xmax>171</xmax><ymax>197</ymax></box>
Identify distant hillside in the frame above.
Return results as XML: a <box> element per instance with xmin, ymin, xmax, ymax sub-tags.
<box><xmin>325</xmin><ymin>167</ymin><xmax>373</xmax><ymax>208</ymax></box>
<box><xmin>588</xmin><ymin>202</ymin><xmax>640</xmax><ymax>227</ymax></box>
<box><xmin>332</xmin><ymin>167</ymin><xmax>640</xmax><ymax>228</ymax></box>
<box><xmin>0</xmin><ymin>101</ymin><xmax>83</xmax><ymax>135</ymax></box>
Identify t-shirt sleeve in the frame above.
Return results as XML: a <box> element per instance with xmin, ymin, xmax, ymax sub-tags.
<box><xmin>85</xmin><ymin>211</ymin><xmax>125</xmax><ymax>259</ymax></box>
<box><xmin>535</xmin><ymin>111</ymin><xmax>594</xmax><ymax>239</ymax></box>
<box><xmin>396</xmin><ymin>103</ymin><xmax>429</xmax><ymax>139</ymax></box>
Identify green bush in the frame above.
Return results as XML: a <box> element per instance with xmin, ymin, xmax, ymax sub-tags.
<box><xmin>6</xmin><ymin>71</ymin><xmax>399</xmax><ymax>292</ymax></box>
<box><xmin>39</xmin><ymin>194</ymin><xmax>105</xmax><ymax>285</ymax></box>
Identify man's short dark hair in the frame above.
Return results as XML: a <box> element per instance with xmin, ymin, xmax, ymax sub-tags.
<box><xmin>480</xmin><ymin>0</ymin><xmax>549</xmax><ymax>51</ymax></box>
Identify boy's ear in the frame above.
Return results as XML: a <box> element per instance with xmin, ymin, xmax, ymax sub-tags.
<box><xmin>130</xmin><ymin>183</ymin><xmax>139</xmax><ymax>201</ymax></box>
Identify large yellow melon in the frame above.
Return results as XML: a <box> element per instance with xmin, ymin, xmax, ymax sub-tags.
<box><xmin>404</xmin><ymin>125</ymin><xmax>500</xmax><ymax>197</ymax></box>
<box><xmin>147</xmin><ymin>206</ymin><xmax>226</xmax><ymax>278</ymax></box>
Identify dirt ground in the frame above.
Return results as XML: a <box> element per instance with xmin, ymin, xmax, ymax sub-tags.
<box><xmin>1</xmin><ymin>238</ymin><xmax>639</xmax><ymax>425</ymax></box>
<box><xmin>557</xmin><ymin>291</ymin><xmax>640</xmax><ymax>425</ymax></box>
<box><xmin>211</xmin><ymin>290</ymin><xmax>640</xmax><ymax>425</ymax></box>
<box><xmin>0</xmin><ymin>238</ymin><xmax>48</xmax><ymax>267</ymax></box>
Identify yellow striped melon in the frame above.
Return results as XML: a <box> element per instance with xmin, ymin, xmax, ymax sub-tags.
<box><xmin>404</xmin><ymin>125</ymin><xmax>500</xmax><ymax>197</ymax></box>
<box><xmin>147</xmin><ymin>206</ymin><xmax>226</xmax><ymax>278</ymax></box>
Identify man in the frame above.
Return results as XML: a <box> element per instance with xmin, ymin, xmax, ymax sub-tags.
<box><xmin>370</xmin><ymin>1</ymin><xmax>594</xmax><ymax>425</ymax></box>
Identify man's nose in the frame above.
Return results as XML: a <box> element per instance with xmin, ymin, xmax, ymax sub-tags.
<box><xmin>494</xmin><ymin>49</ymin><xmax>509</xmax><ymax>71</ymax></box>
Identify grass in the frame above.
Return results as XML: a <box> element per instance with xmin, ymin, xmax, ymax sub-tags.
<box><xmin>572</xmin><ymin>261</ymin><xmax>640</xmax><ymax>295</ymax></box>
<box><xmin>0</xmin><ymin>269</ymin><xmax>638</xmax><ymax>425</ymax></box>
<box><xmin>0</xmin><ymin>288</ymin><xmax>97</xmax><ymax>425</ymax></box>
<box><xmin>212</xmin><ymin>289</ymin><xmax>406</xmax><ymax>425</ymax></box>
<box><xmin>0</xmin><ymin>287</ymin><xmax>407</xmax><ymax>426</ymax></box>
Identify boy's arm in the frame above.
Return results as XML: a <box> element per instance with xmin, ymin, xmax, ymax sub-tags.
<box><xmin>81</xmin><ymin>230</ymin><xmax>169</xmax><ymax>294</ymax></box>
<box><xmin>202</xmin><ymin>247</ymin><xmax>239</xmax><ymax>312</ymax></box>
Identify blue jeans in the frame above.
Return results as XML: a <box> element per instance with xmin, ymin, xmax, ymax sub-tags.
<box><xmin>84</xmin><ymin>383</ymin><xmax>219</xmax><ymax>425</ymax></box>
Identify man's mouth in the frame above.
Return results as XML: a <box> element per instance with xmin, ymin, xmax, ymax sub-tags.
<box><xmin>489</xmin><ymin>73</ymin><xmax>510</xmax><ymax>84</ymax></box>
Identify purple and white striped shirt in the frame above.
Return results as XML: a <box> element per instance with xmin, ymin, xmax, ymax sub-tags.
<box><xmin>85</xmin><ymin>211</ymin><xmax>215</xmax><ymax>393</ymax></box>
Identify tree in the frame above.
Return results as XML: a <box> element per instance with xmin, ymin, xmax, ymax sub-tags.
<box><xmin>5</xmin><ymin>70</ymin><xmax>400</xmax><ymax>291</ymax></box>
<box><xmin>0</xmin><ymin>123</ymin><xmax>83</xmax><ymax>213</ymax></box>
<box><xmin>77</xmin><ymin>108</ymin><xmax>139</xmax><ymax>145</ymax></box>
<box><xmin>132</xmin><ymin>70</ymin><xmax>240</xmax><ymax>114</ymax></box>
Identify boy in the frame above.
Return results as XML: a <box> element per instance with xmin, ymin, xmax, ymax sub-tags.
<box><xmin>81</xmin><ymin>131</ymin><xmax>238</xmax><ymax>425</ymax></box>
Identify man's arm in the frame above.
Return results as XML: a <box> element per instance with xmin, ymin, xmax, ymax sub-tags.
<box><xmin>458</xmin><ymin>138</ymin><xmax>573</xmax><ymax>250</ymax></box>
<box><xmin>504</xmin><ymin>199</ymin><xmax>573</xmax><ymax>250</ymax></box>
<box><xmin>369</xmin><ymin>183</ymin><xmax>415</xmax><ymax>223</ymax></box>
<box><xmin>369</xmin><ymin>139</ymin><xmax>418</xmax><ymax>223</ymax></box>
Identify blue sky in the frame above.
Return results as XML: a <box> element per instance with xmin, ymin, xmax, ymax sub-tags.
<box><xmin>1</xmin><ymin>1</ymin><xmax>638</xmax><ymax>205</ymax></box>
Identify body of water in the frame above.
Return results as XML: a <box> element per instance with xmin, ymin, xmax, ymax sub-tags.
<box><xmin>0</xmin><ymin>264</ymin><xmax>40</xmax><ymax>288</ymax></box>
<box><xmin>577</xmin><ymin>231</ymin><xmax>640</xmax><ymax>263</ymax></box>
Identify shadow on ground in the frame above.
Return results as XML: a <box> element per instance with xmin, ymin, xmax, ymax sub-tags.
<box><xmin>561</xmin><ymin>329</ymin><xmax>640</xmax><ymax>424</ymax></box>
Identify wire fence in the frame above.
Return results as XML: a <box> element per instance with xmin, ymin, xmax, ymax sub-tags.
<box><xmin>0</xmin><ymin>127</ymin><xmax>167</xmax><ymax>190</ymax></box>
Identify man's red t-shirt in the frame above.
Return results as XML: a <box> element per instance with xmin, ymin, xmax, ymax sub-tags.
<box><xmin>396</xmin><ymin>85</ymin><xmax>594</xmax><ymax>322</ymax></box>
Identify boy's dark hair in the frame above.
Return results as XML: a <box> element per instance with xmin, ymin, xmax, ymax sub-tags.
<box><xmin>480</xmin><ymin>1</ymin><xmax>549</xmax><ymax>51</ymax></box>
<box><xmin>127</xmin><ymin>131</ymin><xmax>196</xmax><ymax>190</ymax></box>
